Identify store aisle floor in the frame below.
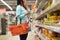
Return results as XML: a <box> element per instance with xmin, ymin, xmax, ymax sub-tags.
<box><xmin>0</xmin><ymin>31</ymin><xmax>35</xmax><ymax>40</ymax></box>
<box><xmin>0</xmin><ymin>35</ymin><xmax>8</xmax><ymax>40</ymax></box>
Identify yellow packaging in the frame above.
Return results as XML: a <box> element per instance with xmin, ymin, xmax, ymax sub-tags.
<box><xmin>42</xmin><ymin>29</ymin><xmax>49</xmax><ymax>37</ymax></box>
<box><xmin>47</xmin><ymin>31</ymin><xmax>57</xmax><ymax>38</ymax></box>
<box><xmin>57</xmin><ymin>16</ymin><xmax>60</xmax><ymax>20</ymax></box>
<box><xmin>52</xmin><ymin>37</ymin><xmax>60</xmax><ymax>40</ymax></box>
<box><xmin>49</xmin><ymin>16</ymin><xmax>57</xmax><ymax>20</ymax></box>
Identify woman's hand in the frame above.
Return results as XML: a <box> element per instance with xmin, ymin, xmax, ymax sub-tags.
<box><xmin>25</xmin><ymin>12</ymin><xmax>30</xmax><ymax>16</ymax></box>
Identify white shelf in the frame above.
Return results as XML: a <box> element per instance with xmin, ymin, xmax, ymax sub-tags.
<box><xmin>37</xmin><ymin>24</ymin><xmax>60</xmax><ymax>33</ymax></box>
<box><xmin>36</xmin><ymin>1</ymin><xmax>60</xmax><ymax>19</ymax></box>
<box><xmin>36</xmin><ymin>0</ymin><xmax>48</xmax><ymax>12</ymax></box>
<box><xmin>35</xmin><ymin>29</ymin><xmax>47</xmax><ymax>40</ymax></box>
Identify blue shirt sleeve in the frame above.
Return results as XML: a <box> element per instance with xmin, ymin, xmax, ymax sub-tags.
<box><xmin>16</xmin><ymin>5</ymin><xmax>20</xmax><ymax>17</ymax></box>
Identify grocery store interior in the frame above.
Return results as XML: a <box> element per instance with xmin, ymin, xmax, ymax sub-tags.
<box><xmin>0</xmin><ymin>0</ymin><xmax>60</xmax><ymax>40</ymax></box>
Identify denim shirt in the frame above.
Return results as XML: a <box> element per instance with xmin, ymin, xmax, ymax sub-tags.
<box><xmin>16</xmin><ymin>5</ymin><xmax>28</xmax><ymax>24</ymax></box>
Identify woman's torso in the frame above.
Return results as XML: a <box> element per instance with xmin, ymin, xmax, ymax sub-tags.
<box><xmin>16</xmin><ymin>5</ymin><xmax>28</xmax><ymax>24</ymax></box>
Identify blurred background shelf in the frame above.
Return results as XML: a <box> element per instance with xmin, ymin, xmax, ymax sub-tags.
<box><xmin>36</xmin><ymin>24</ymin><xmax>60</xmax><ymax>33</ymax></box>
<box><xmin>36</xmin><ymin>1</ymin><xmax>60</xmax><ymax>20</ymax></box>
<box><xmin>35</xmin><ymin>30</ymin><xmax>47</xmax><ymax>40</ymax></box>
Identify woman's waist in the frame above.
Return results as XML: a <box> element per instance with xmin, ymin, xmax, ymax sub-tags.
<box><xmin>21</xmin><ymin>20</ymin><xmax>27</xmax><ymax>23</ymax></box>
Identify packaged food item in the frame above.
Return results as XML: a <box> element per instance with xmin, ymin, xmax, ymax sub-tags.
<box><xmin>42</xmin><ymin>28</ymin><xmax>49</xmax><ymax>37</ymax></box>
<box><xmin>34</xmin><ymin>35</ymin><xmax>41</xmax><ymax>40</ymax></box>
<box><xmin>49</xmin><ymin>16</ymin><xmax>57</xmax><ymax>20</ymax></box>
<box><xmin>47</xmin><ymin>38</ymin><xmax>52</xmax><ymax>40</ymax></box>
<box><xmin>52</xmin><ymin>37</ymin><xmax>60</xmax><ymax>40</ymax></box>
<box><xmin>47</xmin><ymin>31</ymin><xmax>57</xmax><ymax>38</ymax></box>
<box><xmin>56</xmin><ymin>33</ymin><xmax>60</xmax><ymax>37</ymax></box>
<box><xmin>57</xmin><ymin>16</ymin><xmax>60</xmax><ymax>20</ymax></box>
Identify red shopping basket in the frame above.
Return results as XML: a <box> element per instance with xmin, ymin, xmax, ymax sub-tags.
<box><xmin>9</xmin><ymin>22</ymin><xmax>29</xmax><ymax>36</ymax></box>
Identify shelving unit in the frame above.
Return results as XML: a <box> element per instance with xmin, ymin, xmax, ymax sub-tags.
<box><xmin>36</xmin><ymin>1</ymin><xmax>60</xmax><ymax>19</ymax></box>
<box><xmin>37</xmin><ymin>24</ymin><xmax>60</xmax><ymax>33</ymax></box>
<box><xmin>35</xmin><ymin>30</ymin><xmax>47</xmax><ymax>40</ymax></box>
<box><xmin>36</xmin><ymin>0</ymin><xmax>48</xmax><ymax>12</ymax></box>
<box><xmin>6</xmin><ymin>11</ymin><xmax>16</xmax><ymax>26</ymax></box>
<box><xmin>32</xmin><ymin>0</ymin><xmax>60</xmax><ymax>40</ymax></box>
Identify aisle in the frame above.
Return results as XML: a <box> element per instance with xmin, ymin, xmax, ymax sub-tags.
<box><xmin>7</xmin><ymin>31</ymin><xmax>35</xmax><ymax>40</ymax></box>
<box><xmin>0</xmin><ymin>35</ymin><xmax>8</xmax><ymax>40</ymax></box>
<box><xmin>0</xmin><ymin>31</ymin><xmax>35</xmax><ymax>40</ymax></box>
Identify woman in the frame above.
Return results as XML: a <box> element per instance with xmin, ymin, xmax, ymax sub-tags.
<box><xmin>16</xmin><ymin>0</ymin><xmax>30</xmax><ymax>40</ymax></box>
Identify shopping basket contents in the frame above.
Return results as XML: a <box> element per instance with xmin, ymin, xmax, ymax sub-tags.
<box><xmin>9</xmin><ymin>22</ymin><xmax>29</xmax><ymax>36</ymax></box>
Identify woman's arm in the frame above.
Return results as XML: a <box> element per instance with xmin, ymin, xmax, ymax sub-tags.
<box><xmin>16</xmin><ymin>6</ymin><xmax>21</xmax><ymax>17</ymax></box>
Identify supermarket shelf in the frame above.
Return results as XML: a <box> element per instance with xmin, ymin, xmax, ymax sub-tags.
<box><xmin>35</xmin><ymin>0</ymin><xmax>42</xmax><ymax>8</ymax></box>
<box><xmin>36</xmin><ymin>0</ymin><xmax>48</xmax><ymax>12</ymax></box>
<box><xmin>36</xmin><ymin>1</ymin><xmax>60</xmax><ymax>19</ymax></box>
<box><xmin>35</xmin><ymin>30</ymin><xmax>47</xmax><ymax>40</ymax></box>
<box><xmin>37</xmin><ymin>24</ymin><xmax>60</xmax><ymax>33</ymax></box>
